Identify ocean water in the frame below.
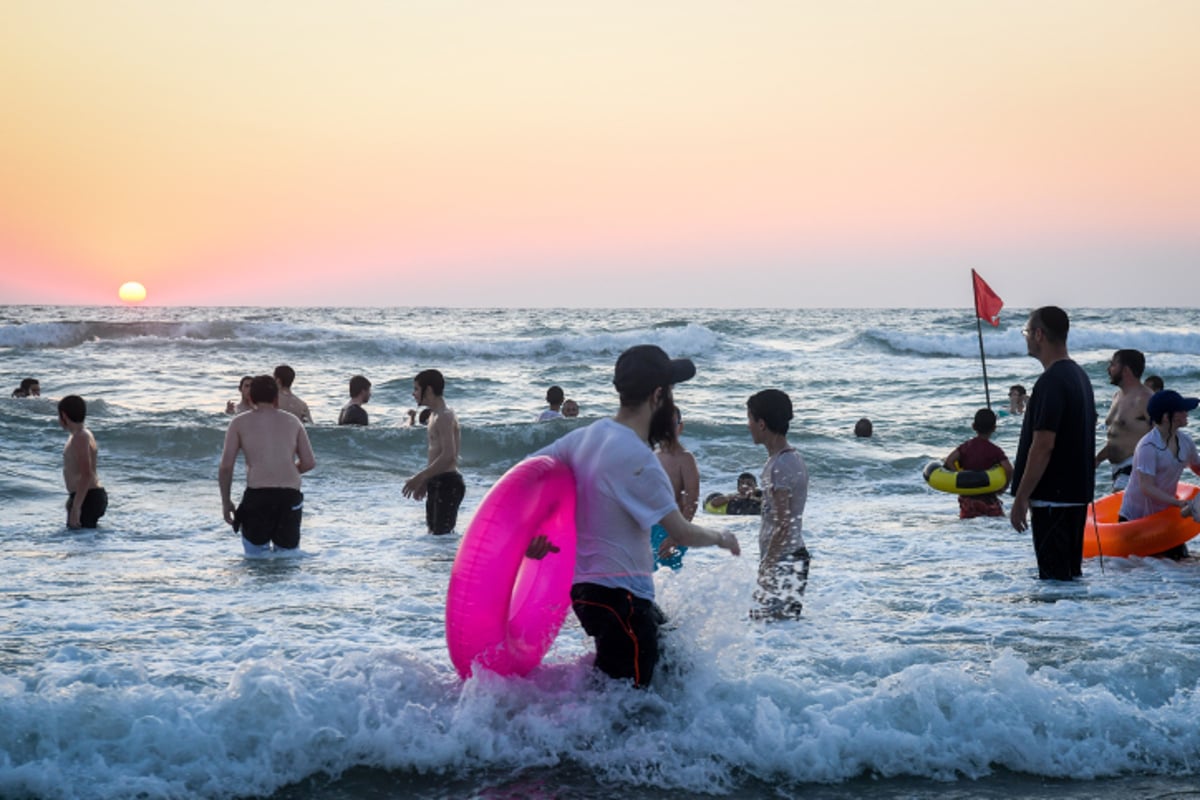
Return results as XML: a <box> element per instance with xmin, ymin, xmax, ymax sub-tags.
<box><xmin>3</xmin><ymin>305</ymin><xmax>1200</xmax><ymax>800</ymax></box>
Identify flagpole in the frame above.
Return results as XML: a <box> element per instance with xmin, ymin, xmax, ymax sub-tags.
<box><xmin>972</xmin><ymin>271</ymin><xmax>992</xmax><ymax>410</ymax></box>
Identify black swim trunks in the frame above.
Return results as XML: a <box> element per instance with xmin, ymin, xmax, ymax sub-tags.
<box><xmin>235</xmin><ymin>487</ymin><xmax>304</xmax><ymax>549</ymax></box>
<box><xmin>570</xmin><ymin>582</ymin><xmax>661</xmax><ymax>688</ymax></box>
<box><xmin>65</xmin><ymin>487</ymin><xmax>108</xmax><ymax>528</ymax></box>
<box><xmin>426</xmin><ymin>471</ymin><xmax>465</xmax><ymax>535</ymax></box>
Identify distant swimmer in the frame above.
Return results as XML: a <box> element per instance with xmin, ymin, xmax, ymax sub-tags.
<box><xmin>854</xmin><ymin>417</ymin><xmax>873</xmax><ymax>438</ymax></box>
<box><xmin>12</xmin><ymin>377</ymin><xmax>40</xmax><ymax>398</ymax></box>
<box><xmin>1095</xmin><ymin>350</ymin><xmax>1152</xmax><ymax>491</ymax></box>
<box><xmin>562</xmin><ymin>398</ymin><xmax>580</xmax><ymax>418</ymax></box>
<box><xmin>1145</xmin><ymin>375</ymin><xmax>1164</xmax><ymax>393</ymax></box>
<box><xmin>747</xmin><ymin>389</ymin><xmax>810</xmax><ymax>620</ymax></box>
<box><xmin>652</xmin><ymin>407</ymin><xmax>700</xmax><ymax>570</ymax></box>
<box><xmin>338</xmin><ymin>375</ymin><xmax>371</xmax><ymax>426</ymax></box>
<box><xmin>1008</xmin><ymin>385</ymin><xmax>1027</xmax><ymax>416</ymax></box>
<box><xmin>225</xmin><ymin>375</ymin><xmax>254</xmax><ymax>415</ymax></box>
<box><xmin>273</xmin><ymin>365</ymin><xmax>312</xmax><ymax>424</ymax></box>
<box><xmin>525</xmin><ymin>344</ymin><xmax>739</xmax><ymax>688</ymax></box>
<box><xmin>403</xmin><ymin>369</ymin><xmax>464</xmax><ymax>535</ymax></box>
<box><xmin>538</xmin><ymin>385</ymin><xmax>564</xmax><ymax>421</ymax></box>
<box><xmin>59</xmin><ymin>395</ymin><xmax>107</xmax><ymax>528</ymax></box>
<box><xmin>219</xmin><ymin>375</ymin><xmax>316</xmax><ymax>555</ymax></box>
<box><xmin>942</xmin><ymin>408</ymin><xmax>1013</xmax><ymax>519</ymax></box>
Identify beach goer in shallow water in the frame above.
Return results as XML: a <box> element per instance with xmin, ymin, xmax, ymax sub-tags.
<box><xmin>12</xmin><ymin>377</ymin><xmax>40</xmax><ymax>398</ymax></box>
<box><xmin>273</xmin><ymin>365</ymin><xmax>312</xmax><ymax>424</ymax></box>
<box><xmin>1010</xmin><ymin>306</ymin><xmax>1096</xmax><ymax>581</ymax></box>
<box><xmin>59</xmin><ymin>394</ymin><xmax>107</xmax><ymax>528</ymax></box>
<box><xmin>1095</xmin><ymin>349</ymin><xmax>1152</xmax><ymax>491</ymax></box>
<box><xmin>338</xmin><ymin>375</ymin><xmax>371</xmax><ymax>426</ymax></box>
<box><xmin>562</xmin><ymin>398</ymin><xmax>580</xmax><ymax>418</ymax></box>
<box><xmin>854</xmin><ymin>417</ymin><xmax>872</xmax><ymax>437</ymax></box>
<box><xmin>1008</xmin><ymin>384</ymin><xmax>1027</xmax><ymax>415</ymax></box>
<box><xmin>525</xmin><ymin>345</ymin><xmax>739</xmax><ymax>687</ymax></box>
<box><xmin>746</xmin><ymin>389</ymin><xmax>810</xmax><ymax>620</ymax></box>
<box><xmin>538</xmin><ymin>385</ymin><xmax>564</xmax><ymax>421</ymax></box>
<box><xmin>943</xmin><ymin>408</ymin><xmax>1013</xmax><ymax>519</ymax></box>
<box><xmin>706</xmin><ymin>472</ymin><xmax>764</xmax><ymax>515</ymax></box>
<box><xmin>219</xmin><ymin>375</ymin><xmax>316</xmax><ymax>555</ymax></box>
<box><xmin>403</xmin><ymin>369</ymin><xmax>464</xmax><ymax>535</ymax></box>
<box><xmin>1118</xmin><ymin>390</ymin><xmax>1200</xmax><ymax>559</ymax></box>
<box><xmin>652</xmin><ymin>407</ymin><xmax>700</xmax><ymax>570</ymax></box>
<box><xmin>225</xmin><ymin>375</ymin><xmax>254</xmax><ymax>415</ymax></box>
<box><xmin>1145</xmin><ymin>375</ymin><xmax>1164</xmax><ymax>393</ymax></box>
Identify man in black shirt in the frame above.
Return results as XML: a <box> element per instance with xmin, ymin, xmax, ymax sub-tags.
<box><xmin>1010</xmin><ymin>306</ymin><xmax>1096</xmax><ymax>580</ymax></box>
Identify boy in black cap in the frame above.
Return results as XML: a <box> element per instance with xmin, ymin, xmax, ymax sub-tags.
<box><xmin>526</xmin><ymin>344</ymin><xmax>740</xmax><ymax>688</ymax></box>
<box><xmin>1118</xmin><ymin>389</ymin><xmax>1200</xmax><ymax>558</ymax></box>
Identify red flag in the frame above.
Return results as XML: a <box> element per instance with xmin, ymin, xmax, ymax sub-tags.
<box><xmin>972</xmin><ymin>269</ymin><xmax>1003</xmax><ymax>327</ymax></box>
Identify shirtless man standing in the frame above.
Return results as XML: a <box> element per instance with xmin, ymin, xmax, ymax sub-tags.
<box><xmin>1095</xmin><ymin>349</ymin><xmax>1152</xmax><ymax>491</ymax></box>
<box><xmin>273</xmin><ymin>365</ymin><xmax>313</xmax><ymax>424</ymax></box>
<box><xmin>59</xmin><ymin>395</ymin><xmax>107</xmax><ymax>528</ymax></box>
<box><xmin>219</xmin><ymin>375</ymin><xmax>316</xmax><ymax>554</ymax></box>
<box><xmin>402</xmin><ymin>369</ymin><xmax>464</xmax><ymax>535</ymax></box>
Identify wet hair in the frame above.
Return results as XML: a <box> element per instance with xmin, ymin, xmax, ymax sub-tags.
<box><xmin>415</xmin><ymin>369</ymin><xmax>445</xmax><ymax>397</ymax></box>
<box><xmin>546</xmin><ymin>385</ymin><xmax>564</xmax><ymax>405</ymax></box>
<box><xmin>238</xmin><ymin>375</ymin><xmax>254</xmax><ymax>391</ymax></box>
<box><xmin>737</xmin><ymin>472</ymin><xmax>757</xmax><ymax>486</ymax></box>
<box><xmin>972</xmin><ymin>408</ymin><xmax>997</xmax><ymax>435</ymax></box>
<box><xmin>1145</xmin><ymin>375</ymin><xmax>1164</xmax><ymax>392</ymax></box>
<box><xmin>349</xmin><ymin>375</ymin><xmax>371</xmax><ymax>397</ymax></box>
<box><xmin>1030</xmin><ymin>306</ymin><xmax>1069</xmax><ymax>344</ymax></box>
<box><xmin>854</xmin><ymin>417</ymin><xmax>873</xmax><ymax>437</ymax></box>
<box><xmin>1112</xmin><ymin>349</ymin><xmax>1146</xmax><ymax>379</ymax></box>
<box><xmin>418</xmin><ymin>407</ymin><xmax>432</xmax><ymax>425</ymax></box>
<box><xmin>12</xmin><ymin>378</ymin><xmax>39</xmax><ymax>398</ymax></box>
<box><xmin>250</xmin><ymin>374</ymin><xmax>279</xmax><ymax>405</ymax></box>
<box><xmin>1009</xmin><ymin>384</ymin><xmax>1026</xmax><ymax>397</ymax></box>
<box><xmin>58</xmin><ymin>394</ymin><xmax>86</xmax><ymax>423</ymax></box>
<box><xmin>747</xmin><ymin>389</ymin><xmax>793</xmax><ymax>435</ymax></box>
<box><xmin>273</xmin><ymin>365</ymin><xmax>296</xmax><ymax>388</ymax></box>
<box><xmin>562</xmin><ymin>399</ymin><xmax>579</xmax><ymax>417</ymax></box>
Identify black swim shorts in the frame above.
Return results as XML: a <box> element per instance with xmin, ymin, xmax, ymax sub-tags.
<box><xmin>426</xmin><ymin>471</ymin><xmax>465</xmax><ymax>535</ymax></box>
<box><xmin>65</xmin><ymin>487</ymin><xmax>108</xmax><ymax>528</ymax></box>
<box><xmin>235</xmin><ymin>487</ymin><xmax>304</xmax><ymax>549</ymax></box>
<box><xmin>570</xmin><ymin>582</ymin><xmax>660</xmax><ymax>688</ymax></box>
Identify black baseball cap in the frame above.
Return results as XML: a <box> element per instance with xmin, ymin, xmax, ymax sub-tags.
<box><xmin>613</xmin><ymin>345</ymin><xmax>695</xmax><ymax>396</ymax></box>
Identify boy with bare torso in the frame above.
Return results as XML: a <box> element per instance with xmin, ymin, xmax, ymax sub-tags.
<box><xmin>59</xmin><ymin>395</ymin><xmax>107</xmax><ymax>528</ymax></box>
<box><xmin>402</xmin><ymin>369</ymin><xmax>464</xmax><ymax>535</ymax></box>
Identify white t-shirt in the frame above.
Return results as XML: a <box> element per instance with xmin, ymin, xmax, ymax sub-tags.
<box><xmin>534</xmin><ymin>417</ymin><xmax>677</xmax><ymax>599</ymax></box>
<box><xmin>1119</xmin><ymin>428</ymin><xmax>1200</xmax><ymax>520</ymax></box>
<box><xmin>759</xmin><ymin>447</ymin><xmax>809</xmax><ymax>557</ymax></box>
<box><xmin>538</xmin><ymin>409</ymin><xmax>563</xmax><ymax>422</ymax></box>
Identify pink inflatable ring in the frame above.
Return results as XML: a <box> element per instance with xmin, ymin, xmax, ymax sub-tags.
<box><xmin>446</xmin><ymin>456</ymin><xmax>577</xmax><ymax>679</ymax></box>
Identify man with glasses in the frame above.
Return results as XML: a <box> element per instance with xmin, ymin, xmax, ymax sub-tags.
<box><xmin>1010</xmin><ymin>307</ymin><xmax>1096</xmax><ymax>580</ymax></box>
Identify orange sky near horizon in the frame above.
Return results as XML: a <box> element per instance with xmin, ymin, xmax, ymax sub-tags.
<box><xmin>2</xmin><ymin>1</ymin><xmax>1198</xmax><ymax>308</ymax></box>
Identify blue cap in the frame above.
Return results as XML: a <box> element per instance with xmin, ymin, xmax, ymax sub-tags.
<box><xmin>1148</xmin><ymin>390</ymin><xmax>1199</xmax><ymax>422</ymax></box>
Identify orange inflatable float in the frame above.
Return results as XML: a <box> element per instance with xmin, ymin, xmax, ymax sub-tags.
<box><xmin>1083</xmin><ymin>482</ymin><xmax>1200</xmax><ymax>558</ymax></box>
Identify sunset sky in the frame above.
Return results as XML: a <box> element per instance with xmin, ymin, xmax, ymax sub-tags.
<box><xmin>2</xmin><ymin>1</ymin><xmax>1197</xmax><ymax>308</ymax></box>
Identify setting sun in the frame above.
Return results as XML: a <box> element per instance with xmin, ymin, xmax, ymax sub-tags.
<box><xmin>118</xmin><ymin>281</ymin><xmax>147</xmax><ymax>304</ymax></box>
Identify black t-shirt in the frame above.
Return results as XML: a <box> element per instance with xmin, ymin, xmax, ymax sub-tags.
<box><xmin>338</xmin><ymin>403</ymin><xmax>369</xmax><ymax>426</ymax></box>
<box><xmin>1011</xmin><ymin>359</ymin><xmax>1095</xmax><ymax>503</ymax></box>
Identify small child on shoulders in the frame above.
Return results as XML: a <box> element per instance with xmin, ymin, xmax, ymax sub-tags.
<box><xmin>943</xmin><ymin>408</ymin><xmax>1013</xmax><ymax>519</ymax></box>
